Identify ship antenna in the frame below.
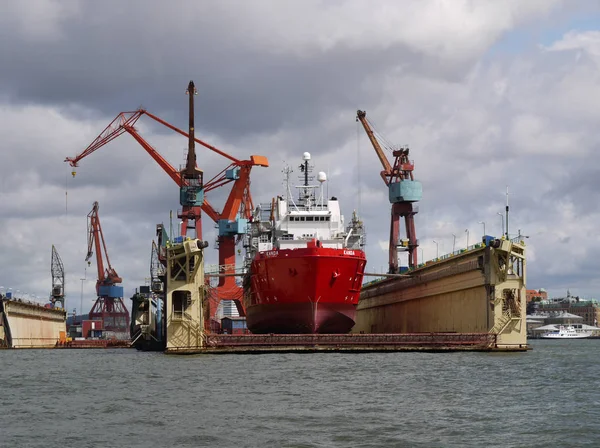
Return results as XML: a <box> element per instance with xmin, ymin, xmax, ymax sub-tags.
<box><xmin>326</xmin><ymin>164</ymin><xmax>330</xmax><ymax>202</ymax></box>
<box><xmin>283</xmin><ymin>162</ymin><xmax>290</xmax><ymax>205</ymax></box>
<box><xmin>283</xmin><ymin>163</ymin><xmax>298</xmax><ymax>211</ymax></box>
<box><xmin>301</xmin><ymin>152</ymin><xmax>312</xmax><ymax>209</ymax></box>
<box><xmin>317</xmin><ymin>171</ymin><xmax>327</xmax><ymax>207</ymax></box>
<box><xmin>505</xmin><ymin>185</ymin><xmax>509</xmax><ymax>239</ymax></box>
<box><xmin>356</xmin><ymin>119</ymin><xmax>362</xmax><ymax>215</ymax></box>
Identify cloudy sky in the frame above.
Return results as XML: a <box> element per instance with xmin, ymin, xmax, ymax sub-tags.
<box><xmin>1</xmin><ymin>0</ymin><xmax>600</xmax><ymax>312</ymax></box>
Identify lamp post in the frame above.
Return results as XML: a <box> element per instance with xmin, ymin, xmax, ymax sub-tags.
<box><xmin>465</xmin><ymin>229</ymin><xmax>469</xmax><ymax>249</ymax></box>
<box><xmin>420</xmin><ymin>247</ymin><xmax>424</xmax><ymax>264</ymax></box>
<box><xmin>497</xmin><ymin>212</ymin><xmax>504</xmax><ymax>237</ymax></box>
<box><xmin>80</xmin><ymin>277</ymin><xmax>86</xmax><ymax>322</ymax></box>
<box><xmin>452</xmin><ymin>234</ymin><xmax>456</xmax><ymax>253</ymax></box>
<box><xmin>478</xmin><ymin>221</ymin><xmax>486</xmax><ymax>238</ymax></box>
<box><xmin>433</xmin><ymin>240</ymin><xmax>439</xmax><ymax>259</ymax></box>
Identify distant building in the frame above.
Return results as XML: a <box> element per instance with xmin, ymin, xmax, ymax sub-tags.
<box><xmin>535</xmin><ymin>292</ymin><xmax>600</xmax><ymax>327</ymax></box>
<box><xmin>526</xmin><ymin>289</ymin><xmax>548</xmax><ymax>303</ymax></box>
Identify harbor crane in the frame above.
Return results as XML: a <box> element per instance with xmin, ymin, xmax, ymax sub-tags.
<box><xmin>86</xmin><ymin>201</ymin><xmax>130</xmax><ymax>334</ymax></box>
<box><xmin>50</xmin><ymin>245</ymin><xmax>65</xmax><ymax>308</ymax></box>
<box><xmin>356</xmin><ymin>110</ymin><xmax>422</xmax><ymax>273</ymax></box>
<box><xmin>150</xmin><ymin>240</ymin><xmax>166</xmax><ymax>295</ymax></box>
<box><xmin>65</xmin><ymin>82</ymin><xmax>269</xmax><ymax>320</ymax></box>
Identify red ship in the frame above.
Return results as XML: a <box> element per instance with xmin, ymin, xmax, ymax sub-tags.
<box><xmin>243</xmin><ymin>152</ymin><xmax>366</xmax><ymax>334</ymax></box>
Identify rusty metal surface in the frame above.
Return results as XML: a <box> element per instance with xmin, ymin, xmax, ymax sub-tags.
<box><xmin>206</xmin><ymin>332</ymin><xmax>496</xmax><ymax>348</ymax></box>
<box><xmin>55</xmin><ymin>339</ymin><xmax>132</xmax><ymax>349</ymax></box>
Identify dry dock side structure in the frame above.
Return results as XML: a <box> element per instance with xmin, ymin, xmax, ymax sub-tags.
<box><xmin>165</xmin><ymin>238</ymin><xmax>207</xmax><ymax>353</ymax></box>
<box><xmin>354</xmin><ymin>238</ymin><xmax>527</xmax><ymax>350</ymax></box>
<box><xmin>0</xmin><ymin>298</ymin><xmax>67</xmax><ymax>348</ymax></box>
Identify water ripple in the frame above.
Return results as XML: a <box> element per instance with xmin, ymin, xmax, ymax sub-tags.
<box><xmin>1</xmin><ymin>341</ymin><xmax>600</xmax><ymax>447</ymax></box>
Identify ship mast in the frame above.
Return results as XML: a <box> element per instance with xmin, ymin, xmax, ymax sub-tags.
<box><xmin>299</xmin><ymin>152</ymin><xmax>314</xmax><ymax>209</ymax></box>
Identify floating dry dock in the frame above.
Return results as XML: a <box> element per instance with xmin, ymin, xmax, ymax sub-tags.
<box><xmin>157</xmin><ymin>236</ymin><xmax>528</xmax><ymax>354</ymax></box>
<box><xmin>0</xmin><ymin>298</ymin><xmax>67</xmax><ymax>348</ymax></box>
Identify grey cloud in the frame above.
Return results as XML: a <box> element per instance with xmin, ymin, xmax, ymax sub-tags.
<box><xmin>0</xmin><ymin>1</ymin><xmax>507</xmax><ymax>144</ymax></box>
<box><xmin>4</xmin><ymin>0</ymin><xmax>599</xmax><ymax>306</ymax></box>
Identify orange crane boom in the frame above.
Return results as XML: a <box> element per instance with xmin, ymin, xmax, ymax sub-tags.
<box><xmin>65</xmin><ymin>100</ymin><xmax>269</xmax><ymax>321</ymax></box>
<box><xmin>356</xmin><ymin>110</ymin><xmax>392</xmax><ymax>184</ymax></box>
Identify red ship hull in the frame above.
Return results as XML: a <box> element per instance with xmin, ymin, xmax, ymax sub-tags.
<box><xmin>244</xmin><ymin>242</ymin><xmax>366</xmax><ymax>334</ymax></box>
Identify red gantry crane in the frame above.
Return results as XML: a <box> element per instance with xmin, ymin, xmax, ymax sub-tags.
<box><xmin>86</xmin><ymin>201</ymin><xmax>130</xmax><ymax>336</ymax></box>
<box><xmin>356</xmin><ymin>110</ymin><xmax>422</xmax><ymax>273</ymax></box>
<box><xmin>65</xmin><ymin>82</ymin><xmax>268</xmax><ymax>322</ymax></box>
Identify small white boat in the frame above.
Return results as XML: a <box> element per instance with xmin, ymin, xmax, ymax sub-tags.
<box><xmin>540</xmin><ymin>325</ymin><xmax>592</xmax><ymax>339</ymax></box>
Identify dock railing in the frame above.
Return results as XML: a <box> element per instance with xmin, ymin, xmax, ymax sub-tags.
<box><xmin>206</xmin><ymin>332</ymin><xmax>496</xmax><ymax>349</ymax></box>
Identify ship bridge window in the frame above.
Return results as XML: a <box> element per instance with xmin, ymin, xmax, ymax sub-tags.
<box><xmin>301</xmin><ymin>217</ymin><xmax>305</xmax><ymax>221</ymax></box>
<box><xmin>307</xmin><ymin>217</ymin><xmax>314</xmax><ymax>221</ymax></box>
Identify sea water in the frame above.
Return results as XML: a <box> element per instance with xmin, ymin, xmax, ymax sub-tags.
<box><xmin>1</xmin><ymin>339</ymin><xmax>599</xmax><ymax>447</ymax></box>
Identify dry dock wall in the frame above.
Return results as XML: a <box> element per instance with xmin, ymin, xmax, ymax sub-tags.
<box><xmin>354</xmin><ymin>240</ymin><xmax>527</xmax><ymax>349</ymax></box>
<box><xmin>165</xmin><ymin>239</ymin><xmax>206</xmax><ymax>352</ymax></box>
<box><xmin>0</xmin><ymin>299</ymin><xmax>67</xmax><ymax>348</ymax></box>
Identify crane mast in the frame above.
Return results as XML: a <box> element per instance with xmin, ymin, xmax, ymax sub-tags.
<box><xmin>50</xmin><ymin>245</ymin><xmax>65</xmax><ymax>309</ymax></box>
<box><xmin>179</xmin><ymin>80</ymin><xmax>204</xmax><ymax>237</ymax></box>
<box><xmin>356</xmin><ymin>110</ymin><xmax>422</xmax><ymax>273</ymax></box>
<box><xmin>85</xmin><ymin>201</ymin><xmax>130</xmax><ymax>336</ymax></box>
<box><xmin>150</xmin><ymin>240</ymin><xmax>166</xmax><ymax>293</ymax></box>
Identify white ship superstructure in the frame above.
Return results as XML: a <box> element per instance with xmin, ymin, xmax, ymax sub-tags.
<box><xmin>245</xmin><ymin>152</ymin><xmax>365</xmax><ymax>264</ymax></box>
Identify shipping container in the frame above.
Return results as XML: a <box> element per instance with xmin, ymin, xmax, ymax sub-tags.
<box><xmin>82</xmin><ymin>320</ymin><xmax>104</xmax><ymax>338</ymax></box>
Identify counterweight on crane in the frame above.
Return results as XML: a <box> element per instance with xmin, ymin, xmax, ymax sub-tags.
<box><xmin>86</xmin><ymin>201</ymin><xmax>130</xmax><ymax>336</ymax></box>
<box><xmin>356</xmin><ymin>110</ymin><xmax>422</xmax><ymax>273</ymax></box>
<box><xmin>50</xmin><ymin>245</ymin><xmax>65</xmax><ymax>308</ymax></box>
